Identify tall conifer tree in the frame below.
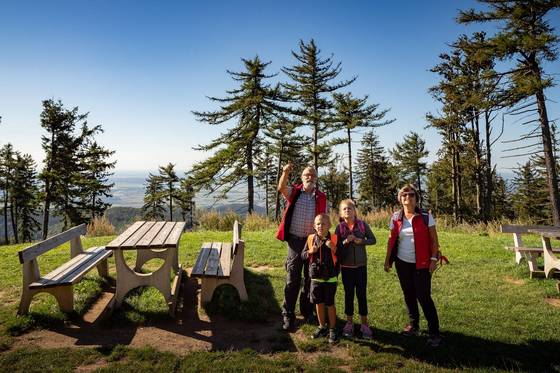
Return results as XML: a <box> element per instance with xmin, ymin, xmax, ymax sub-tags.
<box><xmin>159</xmin><ymin>163</ymin><xmax>179</xmax><ymax>221</ymax></box>
<box><xmin>390</xmin><ymin>131</ymin><xmax>429</xmax><ymax>205</ymax></box>
<box><xmin>192</xmin><ymin>56</ymin><xmax>290</xmax><ymax>213</ymax></box>
<box><xmin>282</xmin><ymin>39</ymin><xmax>356</xmax><ymax>172</ymax></box>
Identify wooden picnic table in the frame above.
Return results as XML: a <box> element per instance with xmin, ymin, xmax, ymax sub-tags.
<box><xmin>527</xmin><ymin>227</ymin><xmax>560</xmax><ymax>278</ymax></box>
<box><xmin>106</xmin><ymin>221</ymin><xmax>185</xmax><ymax>314</ymax></box>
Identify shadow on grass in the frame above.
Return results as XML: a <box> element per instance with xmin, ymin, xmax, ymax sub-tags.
<box><xmin>346</xmin><ymin>327</ymin><xmax>560</xmax><ymax>372</ymax></box>
<box><xmin>157</xmin><ymin>268</ymin><xmax>296</xmax><ymax>353</ymax></box>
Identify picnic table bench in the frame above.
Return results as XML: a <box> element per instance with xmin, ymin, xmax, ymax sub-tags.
<box><xmin>17</xmin><ymin>224</ymin><xmax>112</xmax><ymax>315</ymax></box>
<box><xmin>191</xmin><ymin>220</ymin><xmax>248</xmax><ymax>304</ymax></box>
<box><xmin>501</xmin><ymin>224</ymin><xmax>560</xmax><ymax>278</ymax></box>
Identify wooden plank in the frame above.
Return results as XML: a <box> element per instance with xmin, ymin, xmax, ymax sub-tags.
<box><xmin>191</xmin><ymin>243</ymin><xmax>213</xmax><ymax>277</ymax></box>
<box><xmin>121</xmin><ymin>221</ymin><xmax>156</xmax><ymax>248</ymax></box>
<box><xmin>163</xmin><ymin>222</ymin><xmax>186</xmax><ymax>247</ymax></box>
<box><xmin>501</xmin><ymin>225</ymin><xmax>551</xmax><ymax>234</ymax></box>
<box><xmin>217</xmin><ymin>242</ymin><xmax>232</xmax><ymax>278</ymax></box>
<box><xmin>30</xmin><ymin>247</ymin><xmax>109</xmax><ymax>288</ymax></box>
<box><xmin>18</xmin><ymin>224</ymin><xmax>87</xmax><ymax>264</ymax></box>
<box><xmin>29</xmin><ymin>246</ymin><xmax>105</xmax><ymax>287</ymax></box>
<box><xmin>106</xmin><ymin>221</ymin><xmax>145</xmax><ymax>249</ymax></box>
<box><xmin>232</xmin><ymin>220</ymin><xmax>242</xmax><ymax>256</ymax></box>
<box><xmin>136</xmin><ymin>221</ymin><xmax>166</xmax><ymax>248</ymax></box>
<box><xmin>150</xmin><ymin>222</ymin><xmax>176</xmax><ymax>246</ymax></box>
<box><xmin>60</xmin><ymin>249</ymin><xmax>112</xmax><ymax>285</ymax></box>
<box><xmin>506</xmin><ymin>246</ymin><xmax>560</xmax><ymax>253</ymax></box>
<box><xmin>170</xmin><ymin>264</ymin><xmax>183</xmax><ymax>317</ymax></box>
<box><xmin>204</xmin><ymin>242</ymin><xmax>222</xmax><ymax>277</ymax></box>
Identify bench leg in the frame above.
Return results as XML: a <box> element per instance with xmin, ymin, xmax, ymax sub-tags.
<box><xmin>200</xmin><ymin>277</ymin><xmax>218</xmax><ymax>304</ymax></box>
<box><xmin>50</xmin><ymin>286</ymin><xmax>74</xmax><ymax>313</ymax></box>
<box><xmin>18</xmin><ymin>288</ymin><xmax>35</xmax><ymax>315</ymax></box>
<box><xmin>97</xmin><ymin>258</ymin><xmax>109</xmax><ymax>278</ymax></box>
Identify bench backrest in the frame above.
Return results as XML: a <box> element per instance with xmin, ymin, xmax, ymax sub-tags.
<box><xmin>18</xmin><ymin>224</ymin><xmax>87</xmax><ymax>264</ymax></box>
<box><xmin>500</xmin><ymin>225</ymin><xmax>551</xmax><ymax>234</ymax></box>
<box><xmin>232</xmin><ymin>220</ymin><xmax>242</xmax><ymax>257</ymax></box>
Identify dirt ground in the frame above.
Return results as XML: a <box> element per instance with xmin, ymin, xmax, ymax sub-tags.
<box><xmin>11</xmin><ymin>270</ymin><xmax>306</xmax><ymax>355</ymax></box>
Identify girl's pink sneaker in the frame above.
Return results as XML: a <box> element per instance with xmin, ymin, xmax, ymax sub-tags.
<box><xmin>342</xmin><ymin>321</ymin><xmax>354</xmax><ymax>338</ymax></box>
<box><xmin>360</xmin><ymin>324</ymin><xmax>373</xmax><ymax>339</ymax></box>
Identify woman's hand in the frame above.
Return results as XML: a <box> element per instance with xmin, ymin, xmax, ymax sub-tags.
<box><xmin>326</xmin><ymin>240</ymin><xmax>336</xmax><ymax>252</ymax></box>
<box><xmin>429</xmin><ymin>260</ymin><xmax>438</xmax><ymax>273</ymax></box>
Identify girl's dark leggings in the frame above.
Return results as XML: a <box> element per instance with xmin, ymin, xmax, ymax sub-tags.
<box><xmin>395</xmin><ymin>257</ymin><xmax>440</xmax><ymax>335</ymax></box>
<box><xmin>341</xmin><ymin>265</ymin><xmax>368</xmax><ymax>316</ymax></box>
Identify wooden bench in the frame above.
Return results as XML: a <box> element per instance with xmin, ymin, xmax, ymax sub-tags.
<box><xmin>17</xmin><ymin>224</ymin><xmax>112</xmax><ymax>315</ymax></box>
<box><xmin>501</xmin><ymin>224</ymin><xmax>560</xmax><ymax>278</ymax></box>
<box><xmin>191</xmin><ymin>220</ymin><xmax>248</xmax><ymax>304</ymax></box>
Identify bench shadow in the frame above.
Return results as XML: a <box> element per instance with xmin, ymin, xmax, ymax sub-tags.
<box><xmin>349</xmin><ymin>327</ymin><xmax>560</xmax><ymax>371</ymax></box>
<box><xmin>159</xmin><ymin>269</ymin><xmax>296</xmax><ymax>352</ymax></box>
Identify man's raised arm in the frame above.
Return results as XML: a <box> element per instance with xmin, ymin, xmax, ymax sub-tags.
<box><xmin>278</xmin><ymin>162</ymin><xmax>293</xmax><ymax>199</ymax></box>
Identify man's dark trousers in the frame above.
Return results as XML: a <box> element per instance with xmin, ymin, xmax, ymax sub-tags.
<box><xmin>282</xmin><ymin>236</ymin><xmax>313</xmax><ymax>320</ymax></box>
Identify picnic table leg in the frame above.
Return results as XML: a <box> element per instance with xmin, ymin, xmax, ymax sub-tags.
<box><xmin>135</xmin><ymin>248</ymin><xmax>179</xmax><ymax>274</ymax></box>
<box><xmin>542</xmin><ymin>236</ymin><xmax>560</xmax><ymax>278</ymax></box>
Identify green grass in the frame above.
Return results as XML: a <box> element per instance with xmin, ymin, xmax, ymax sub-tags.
<box><xmin>0</xmin><ymin>229</ymin><xmax>559</xmax><ymax>371</ymax></box>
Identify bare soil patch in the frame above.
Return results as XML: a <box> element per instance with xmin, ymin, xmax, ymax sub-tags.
<box><xmin>545</xmin><ymin>297</ymin><xmax>560</xmax><ymax>308</ymax></box>
<box><xmin>504</xmin><ymin>276</ymin><xmax>525</xmax><ymax>286</ymax></box>
<box><xmin>11</xmin><ymin>276</ymin><xmax>296</xmax><ymax>355</ymax></box>
<box><xmin>248</xmin><ymin>265</ymin><xmax>280</xmax><ymax>272</ymax></box>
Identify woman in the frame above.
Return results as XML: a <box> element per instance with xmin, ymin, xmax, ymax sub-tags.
<box><xmin>384</xmin><ymin>184</ymin><xmax>442</xmax><ymax>347</ymax></box>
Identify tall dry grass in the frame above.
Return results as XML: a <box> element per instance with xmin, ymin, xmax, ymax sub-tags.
<box><xmin>196</xmin><ymin>210</ymin><xmax>242</xmax><ymax>231</ymax></box>
<box><xmin>86</xmin><ymin>216</ymin><xmax>116</xmax><ymax>237</ymax></box>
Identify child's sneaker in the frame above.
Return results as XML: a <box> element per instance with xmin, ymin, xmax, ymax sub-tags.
<box><xmin>426</xmin><ymin>334</ymin><xmax>442</xmax><ymax>347</ymax></box>
<box><xmin>342</xmin><ymin>321</ymin><xmax>354</xmax><ymax>338</ymax></box>
<box><xmin>312</xmin><ymin>325</ymin><xmax>328</xmax><ymax>339</ymax></box>
<box><xmin>401</xmin><ymin>324</ymin><xmax>419</xmax><ymax>337</ymax></box>
<box><xmin>328</xmin><ymin>328</ymin><xmax>339</xmax><ymax>344</ymax></box>
<box><xmin>360</xmin><ymin>324</ymin><xmax>373</xmax><ymax>340</ymax></box>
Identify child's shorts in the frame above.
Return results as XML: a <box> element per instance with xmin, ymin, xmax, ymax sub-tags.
<box><xmin>310</xmin><ymin>280</ymin><xmax>337</xmax><ymax>306</ymax></box>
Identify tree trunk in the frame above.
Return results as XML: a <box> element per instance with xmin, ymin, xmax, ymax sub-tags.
<box><xmin>3</xmin><ymin>188</ymin><xmax>8</xmax><ymax>244</ymax></box>
<box><xmin>535</xmin><ymin>85</ymin><xmax>560</xmax><ymax>225</ymax></box>
<box><xmin>347</xmin><ymin>127</ymin><xmax>353</xmax><ymax>200</ymax></box>
<box><xmin>247</xmin><ymin>142</ymin><xmax>254</xmax><ymax>214</ymax></box>
<box><xmin>42</xmin><ymin>182</ymin><xmax>51</xmax><ymax>240</ymax></box>
<box><xmin>275</xmin><ymin>148</ymin><xmax>283</xmax><ymax>221</ymax></box>
<box><xmin>416</xmin><ymin>172</ymin><xmax>422</xmax><ymax>208</ymax></box>
<box><xmin>484</xmin><ymin>110</ymin><xmax>493</xmax><ymax>222</ymax></box>
<box><xmin>169</xmin><ymin>183</ymin><xmax>173</xmax><ymax>221</ymax></box>
<box><xmin>472</xmin><ymin>114</ymin><xmax>483</xmax><ymax>217</ymax></box>
<box><xmin>10</xmin><ymin>201</ymin><xmax>18</xmax><ymax>243</ymax></box>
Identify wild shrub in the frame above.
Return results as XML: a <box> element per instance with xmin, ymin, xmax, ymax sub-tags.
<box><xmin>86</xmin><ymin>216</ymin><xmax>116</xmax><ymax>237</ymax></box>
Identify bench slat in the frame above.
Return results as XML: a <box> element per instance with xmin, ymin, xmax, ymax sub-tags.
<box><xmin>29</xmin><ymin>247</ymin><xmax>110</xmax><ymax>288</ymax></box>
<box><xmin>106</xmin><ymin>221</ymin><xmax>145</xmax><ymax>248</ymax></box>
<box><xmin>136</xmin><ymin>221</ymin><xmax>166</xmax><ymax>247</ymax></box>
<box><xmin>191</xmin><ymin>242</ymin><xmax>213</xmax><ymax>277</ymax></box>
<box><xmin>121</xmin><ymin>221</ymin><xmax>156</xmax><ymax>248</ymax></box>
<box><xmin>218</xmin><ymin>242</ymin><xmax>232</xmax><ymax>278</ymax></box>
<box><xmin>501</xmin><ymin>225</ymin><xmax>552</xmax><ymax>234</ymax></box>
<box><xmin>506</xmin><ymin>246</ymin><xmax>560</xmax><ymax>253</ymax></box>
<box><xmin>232</xmin><ymin>221</ymin><xmax>241</xmax><ymax>256</ymax></box>
<box><xmin>59</xmin><ymin>249</ymin><xmax>112</xmax><ymax>285</ymax></box>
<box><xmin>204</xmin><ymin>242</ymin><xmax>222</xmax><ymax>277</ymax></box>
<box><xmin>18</xmin><ymin>224</ymin><xmax>87</xmax><ymax>264</ymax></box>
<box><xmin>163</xmin><ymin>222</ymin><xmax>186</xmax><ymax>247</ymax></box>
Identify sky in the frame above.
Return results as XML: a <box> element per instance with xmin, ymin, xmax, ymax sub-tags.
<box><xmin>1</xmin><ymin>0</ymin><xmax>559</xmax><ymax>176</ymax></box>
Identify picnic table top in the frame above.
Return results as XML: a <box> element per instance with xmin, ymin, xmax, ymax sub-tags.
<box><xmin>527</xmin><ymin>227</ymin><xmax>560</xmax><ymax>239</ymax></box>
<box><xmin>106</xmin><ymin>221</ymin><xmax>186</xmax><ymax>250</ymax></box>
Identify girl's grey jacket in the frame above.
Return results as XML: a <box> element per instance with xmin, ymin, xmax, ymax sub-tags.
<box><xmin>335</xmin><ymin>219</ymin><xmax>376</xmax><ymax>267</ymax></box>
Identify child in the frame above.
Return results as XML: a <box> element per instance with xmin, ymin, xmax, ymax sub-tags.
<box><xmin>335</xmin><ymin>199</ymin><xmax>376</xmax><ymax>339</ymax></box>
<box><xmin>301</xmin><ymin>213</ymin><xmax>340</xmax><ymax>344</ymax></box>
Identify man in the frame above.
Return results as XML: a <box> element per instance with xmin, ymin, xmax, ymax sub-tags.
<box><xmin>276</xmin><ymin>162</ymin><xmax>328</xmax><ymax>330</ymax></box>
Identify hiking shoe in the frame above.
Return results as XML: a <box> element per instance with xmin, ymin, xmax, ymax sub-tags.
<box><xmin>312</xmin><ymin>325</ymin><xmax>329</xmax><ymax>339</ymax></box>
<box><xmin>360</xmin><ymin>324</ymin><xmax>373</xmax><ymax>340</ymax></box>
<box><xmin>328</xmin><ymin>328</ymin><xmax>339</xmax><ymax>344</ymax></box>
<box><xmin>342</xmin><ymin>321</ymin><xmax>354</xmax><ymax>338</ymax></box>
<box><xmin>401</xmin><ymin>324</ymin><xmax>419</xmax><ymax>337</ymax></box>
<box><xmin>427</xmin><ymin>334</ymin><xmax>442</xmax><ymax>347</ymax></box>
<box><xmin>282</xmin><ymin>316</ymin><xmax>294</xmax><ymax>331</ymax></box>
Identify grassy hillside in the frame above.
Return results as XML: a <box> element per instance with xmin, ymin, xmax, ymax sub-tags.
<box><xmin>0</xmin><ymin>229</ymin><xmax>559</xmax><ymax>372</ymax></box>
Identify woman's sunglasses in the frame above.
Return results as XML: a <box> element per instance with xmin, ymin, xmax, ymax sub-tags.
<box><xmin>401</xmin><ymin>192</ymin><xmax>416</xmax><ymax>198</ymax></box>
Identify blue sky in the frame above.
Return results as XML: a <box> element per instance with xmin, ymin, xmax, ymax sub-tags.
<box><xmin>1</xmin><ymin>0</ymin><xmax>559</xmax><ymax>175</ymax></box>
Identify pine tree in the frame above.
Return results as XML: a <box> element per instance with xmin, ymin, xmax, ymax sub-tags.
<box><xmin>282</xmin><ymin>39</ymin><xmax>356</xmax><ymax>172</ymax></box>
<box><xmin>11</xmin><ymin>154</ymin><xmax>41</xmax><ymax>242</ymax></box>
<box><xmin>0</xmin><ymin>144</ymin><xmax>16</xmax><ymax>244</ymax></box>
<box><xmin>39</xmin><ymin>99</ymin><xmax>87</xmax><ymax>238</ymax></box>
<box><xmin>458</xmin><ymin>0</ymin><xmax>560</xmax><ymax>224</ymax></box>
<box><xmin>76</xmin><ymin>136</ymin><xmax>116</xmax><ymax>220</ymax></box>
<box><xmin>512</xmin><ymin>160</ymin><xmax>549</xmax><ymax>222</ymax></box>
<box><xmin>176</xmin><ymin>176</ymin><xmax>195</xmax><ymax>226</ymax></box>
<box><xmin>159</xmin><ymin>163</ymin><xmax>179</xmax><ymax>221</ymax></box>
<box><xmin>332</xmin><ymin>92</ymin><xmax>394</xmax><ymax>200</ymax></box>
<box><xmin>191</xmin><ymin>56</ymin><xmax>290</xmax><ymax>213</ymax></box>
<box><xmin>390</xmin><ymin>131</ymin><xmax>429</xmax><ymax>205</ymax></box>
<box><xmin>142</xmin><ymin>174</ymin><xmax>166</xmax><ymax>220</ymax></box>
<box><xmin>355</xmin><ymin>130</ymin><xmax>395</xmax><ymax>211</ymax></box>
<box><xmin>319</xmin><ymin>160</ymin><xmax>349</xmax><ymax>211</ymax></box>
